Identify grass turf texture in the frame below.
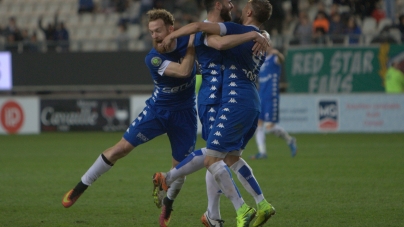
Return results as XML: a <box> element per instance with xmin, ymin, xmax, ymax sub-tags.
<box><xmin>0</xmin><ymin>132</ymin><xmax>403</xmax><ymax>227</ymax></box>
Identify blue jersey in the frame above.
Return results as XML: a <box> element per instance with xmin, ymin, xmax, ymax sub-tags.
<box><xmin>220</xmin><ymin>22</ymin><xmax>265</xmax><ymax>111</ymax></box>
<box><xmin>194</xmin><ymin>31</ymin><xmax>222</xmax><ymax>105</ymax></box>
<box><xmin>258</xmin><ymin>54</ymin><xmax>280</xmax><ymax>99</ymax></box>
<box><xmin>258</xmin><ymin>54</ymin><xmax>281</xmax><ymax>122</ymax></box>
<box><xmin>144</xmin><ymin>35</ymin><xmax>196</xmax><ymax>111</ymax></box>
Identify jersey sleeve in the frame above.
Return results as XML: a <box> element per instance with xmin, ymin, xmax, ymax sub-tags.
<box><xmin>145</xmin><ymin>53</ymin><xmax>172</xmax><ymax>76</ymax></box>
<box><xmin>222</xmin><ymin>22</ymin><xmax>245</xmax><ymax>35</ymax></box>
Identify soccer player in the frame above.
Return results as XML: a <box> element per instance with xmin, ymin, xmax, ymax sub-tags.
<box><xmin>62</xmin><ymin>9</ymin><xmax>197</xmax><ymax>227</ymax></box>
<box><xmin>251</xmin><ymin>46</ymin><xmax>298</xmax><ymax>159</ymax></box>
<box><xmin>153</xmin><ymin>1</ymin><xmax>275</xmax><ymax>226</ymax></box>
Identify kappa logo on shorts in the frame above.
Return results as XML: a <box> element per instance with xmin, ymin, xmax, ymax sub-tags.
<box><xmin>318</xmin><ymin>100</ymin><xmax>338</xmax><ymax>131</ymax></box>
<box><xmin>151</xmin><ymin>57</ymin><xmax>162</xmax><ymax>67</ymax></box>
<box><xmin>136</xmin><ymin>132</ymin><xmax>149</xmax><ymax>142</ymax></box>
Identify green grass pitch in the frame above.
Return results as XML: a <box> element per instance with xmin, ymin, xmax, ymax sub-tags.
<box><xmin>0</xmin><ymin>132</ymin><xmax>403</xmax><ymax>227</ymax></box>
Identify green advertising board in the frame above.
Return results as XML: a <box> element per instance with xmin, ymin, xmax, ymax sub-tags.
<box><xmin>286</xmin><ymin>46</ymin><xmax>385</xmax><ymax>93</ymax></box>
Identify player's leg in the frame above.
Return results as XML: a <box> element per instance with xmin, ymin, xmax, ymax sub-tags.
<box><xmin>265</xmin><ymin>123</ymin><xmax>297</xmax><ymax>157</ymax></box>
<box><xmin>62</xmin><ymin>138</ymin><xmax>134</xmax><ymax>208</ymax></box>
<box><xmin>201</xmin><ymin>170</ymin><xmax>224</xmax><ymax>227</ymax></box>
<box><xmin>62</xmin><ymin>106</ymin><xmax>164</xmax><ymax>208</ymax></box>
<box><xmin>205</xmin><ymin>151</ymin><xmax>256</xmax><ymax>227</ymax></box>
<box><xmin>252</xmin><ymin>119</ymin><xmax>268</xmax><ymax>159</ymax></box>
<box><xmin>229</xmin><ymin>119</ymin><xmax>276</xmax><ymax>227</ymax></box>
<box><xmin>155</xmin><ymin>107</ymin><xmax>198</xmax><ymax>227</ymax></box>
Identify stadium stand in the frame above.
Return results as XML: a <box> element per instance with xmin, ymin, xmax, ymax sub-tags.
<box><xmin>1</xmin><ymin>0</ymin><xmax>404</xmax><ymax>52</ymax></box>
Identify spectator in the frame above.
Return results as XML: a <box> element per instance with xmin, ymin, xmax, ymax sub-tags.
<box><xmin>115</xmin><ymin>23</ymin><xmax>129</xmax><ymax>51</ymax></box>
<box><xmin>78</xmin><ymin>0</ymin><xmax>95</xmax><ymax>14</ymax></box>
<box><xmin>291</xmin><ymin>0</ymin><xmax>299</xmax><ymax>18</ymax></box>
<box><xmin>38</xmin><ymin>14</ymin><xmax>58</xmax><ymax>51</ymax></box>
<box><xmin>114</xmin><ymin>0</ymin><xmax>129</xmax><ymax>13</ymax></box>
<box><xmin>396</xmin><ymin>14</ymin><xmax>404</xmax><ymax>42</ymax></box>
<box><xmin>292</xmin><ymin>12</ymin><xmax>313</xmax><ymax>45</ymax></box>
<box><xmin>131</xmin><ymin>0</ymin><xmax>154</xmax><ymax>24</ymax></box>
<box><xmin>54</xmin><ymin>22</ymin><xmax>69</xmax><ymax>52</ymax></box>
<box><xmin>371</xmin><ymin>1</ymin><xmax>386</xmax><ymax>24</ymax></box>
<box><xmin>313</xmin><ymin>11</ymin><xmax>330</xmax><ymax>34</ymax></box>
<box><xmin>177</xmin><ymin>0</ymin><xmax>200</xmax><ymax>23</ymax></box>
<box><xmin>263</xmin><ymin>0</ymin><xmax>285</xmax><ymax>35</ymax></box>
<box><xmin>27</xmin><ymin>32</ymin><xmax>40</xmax><ymax>53</ymax></box>
<box><xmin>312</xmin><ymin>27</ymin><xmax>327</xmax><ymax>44</ymax></box>
<box><xmin>3</xmin><ymin>17</ymin><xmax>23</xmax><ymax>43</ymax></box>
<box><xmin>344</xmin><ymin>16</ymin><xmax>361</xmax><ymax>44</ymax></box>
<box><xmin>385</xmin><ymin>58</ymin><xmax>404</xmax><ymax>93</ymax></box>
<box><xmin>329</xmin><ymin>12</ymin><xmax>346</xmax><ymax>44</ymax></box>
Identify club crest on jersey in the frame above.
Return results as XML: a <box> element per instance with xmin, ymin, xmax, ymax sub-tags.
<box><xmin>151</xmin><ymin>57</ymin><xmax>162</xmax><ymax>67</ymax></box>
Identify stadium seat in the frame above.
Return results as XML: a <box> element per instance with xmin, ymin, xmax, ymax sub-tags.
<box><xmin>80</xmin><ymin>14</ymin><xmax>93</xmax><ymax>27</ymax></box>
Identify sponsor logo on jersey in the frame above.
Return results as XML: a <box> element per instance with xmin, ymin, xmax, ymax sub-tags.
<box><xmin>318</xmin><ymin>100</ymin><xmax>338</xmax><ymax>131</ymax></box>
<box><xmin>210</xmin><ymin>85</ymin><xmax>217</xmax><ymax>91</ymax></box>
<box><xmin>223</xmin><ymin>108</ymin><xmax>230</xmax><ymax>112</ymax></box>
<box><xmin>217</xmin><ymin>123</ymin><xmax>225</xmax><ymax>128</ymax></box>
<box><xmin>229</xmin><ymin>65</ymin><xmax>237</xmax><ymax>70</ymax></box>
<box><xmin>219</xmin><ymin>114</ymin><xmax>227</xmax><ymax>120</ymax></box>
<box><xmin>208</xmin><ymin>107</ymin><xmax>216</xmax><ymax>113</ymax></box>
<box><xmin>209</xmin><ymin>94</ymin><xmax>217</xmax><ymax>99</ymax></box>
<box><xmin>211</xmin><ymin>70</ymin><xmax>219</xmax><ymax>75</ymax></box>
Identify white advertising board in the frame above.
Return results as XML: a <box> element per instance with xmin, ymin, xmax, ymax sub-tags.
<box><xmin>279</xmin><ymin>94</ymin><xmax>404</xmax><ymax>133</ymax></box>
<box><xmin>0</xmin><ymin>52</ymin><xmax>12</xmax><ymax>90</ymax></box>
<box><xmin>0</xmin><ymin>97</ymin><xmax>40</xmax><ymax>134</ymax></box>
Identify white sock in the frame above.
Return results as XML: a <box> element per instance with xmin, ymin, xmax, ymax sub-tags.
<box><xmin>230</xmin><ymin>159</ymin><xmax>264</xmax><ymax>204</ymax></box>
<box><xmin>255</xmin><ymin>126</ymin><xmax>266</xmax><ymax>155</ymax></box>
<box><xmin>166</xmin><ymin>148</ymin><xmax>206</xmax><ymax>186</ymax></box>
<box><xmin>167</xmin><ymin>176</ymin><xmax>185</xmax><ymax>200</ymax></box>
<box><xmin>208</xmin><ymin>160</ymin><xmax>244</xmax><ymax>210</ymax></box>
<box><xmin>206</xmin><ymin>170</ymin><xmax>222</xmax><ymax>220</ymax></box>
<box><xmin>267</xmin><ymin>124</ymin><xmax>292</xmax><ymax>143</ymax></box>
<box><xmin>81</xmin><ymin>154</ymin><xmax>113</xmax><ymax>186</ymax></box>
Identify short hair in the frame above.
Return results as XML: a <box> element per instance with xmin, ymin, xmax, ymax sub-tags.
<box><xmin>147</xmin><ymin>9</ymin><xmax>175</xmax><ymax>26</ymax></box>
<box><xmin>249</xmin><ymin>0</ymin><xmax>272</xmax><ymax>24</ymax></box>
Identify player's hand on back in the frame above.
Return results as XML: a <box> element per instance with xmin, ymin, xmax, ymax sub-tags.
<box><xmin>251</xmin><ymin>31</ymin><xmax>270</xmax><ymax>56</ymax></box>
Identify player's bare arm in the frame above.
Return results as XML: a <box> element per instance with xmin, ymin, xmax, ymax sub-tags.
<box><xmin>163</xmin><ymin>34</ymin><xmax>196</xmax><ymax>78</ymax></box>
<box><xmin>162</xmin><ymin>22</ymin><xmax>221</xmax><ymax>50</ymax></box>
<box><xmin>206</xmin><ymin>31</ymin><xmax>268</xmax><ymax>55</ymax></box>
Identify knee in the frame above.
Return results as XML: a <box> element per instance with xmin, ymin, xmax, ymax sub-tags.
<box><xmin>224</xmin><ymin>155</ymin><xmax>240</xmax><ymax>167</ymax></box>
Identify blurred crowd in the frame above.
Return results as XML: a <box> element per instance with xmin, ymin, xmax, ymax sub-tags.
<box><xmin>2</xmin><ymin>0</ymin><xmax>404</xmax><ymax>52</ymax></box>
<box><xmin>289</xmin><ymin>0</ymin><xmax>402</xmax><ymax>45</ymax></box>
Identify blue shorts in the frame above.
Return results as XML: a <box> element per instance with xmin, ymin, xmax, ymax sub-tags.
<box><xmin>198</xmin><ymin>103</ymin><xmax>220</xmax><ymax>141</ymax></box>
<box><xmin>259</xmin><ymin>95</ymin><xmax>279</xmax><ymax>123</ymax></box>
<box><xmin>206</xmin><ymin>105</ymin><xmax>259</xmax><ymax>152</ymax></box>
<box><xmin>123</xmin><ymin>106</ymin><xmax>197</xmax><ymax>162</ymax></box>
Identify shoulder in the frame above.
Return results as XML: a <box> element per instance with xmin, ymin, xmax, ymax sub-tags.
<box><xmin>145</xmin><ymin>51</ymin><xmax>165</xmax><ymax>68</ymax></box>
